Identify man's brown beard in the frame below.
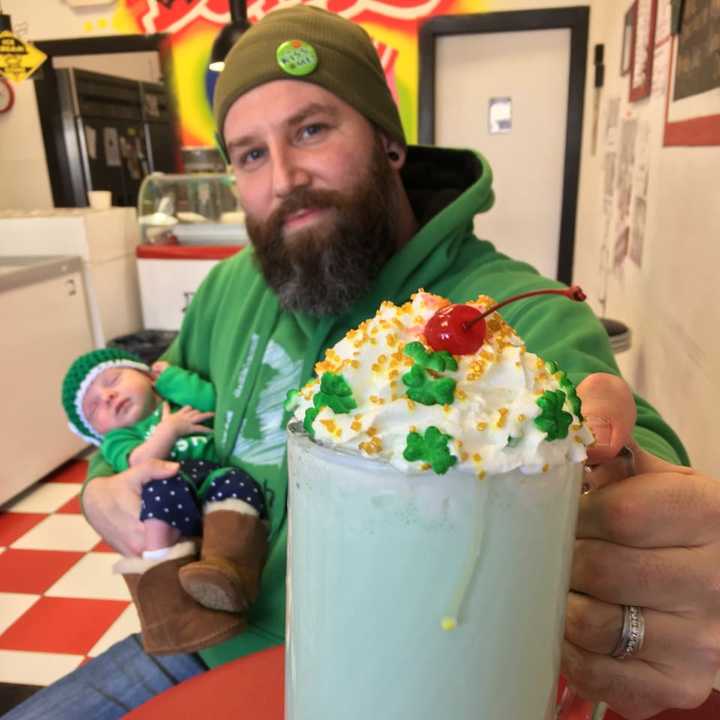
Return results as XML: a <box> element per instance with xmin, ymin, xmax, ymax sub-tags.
<box><xmin>246</xmin><ymin>140</ymin><xmax>396</xmax><ymax>317</ymax></box>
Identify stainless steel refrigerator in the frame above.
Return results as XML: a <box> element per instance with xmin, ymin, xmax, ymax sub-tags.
<box><xmin>41</xmin><ymin>67</ymin><xmax>179</xmax><ymax>208</ymax></box>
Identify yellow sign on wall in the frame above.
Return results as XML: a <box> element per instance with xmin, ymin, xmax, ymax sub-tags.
<box><xmin>0</xmin><ymin>31</ymin><xmax>47</xmax><ymax>83</ymax></box>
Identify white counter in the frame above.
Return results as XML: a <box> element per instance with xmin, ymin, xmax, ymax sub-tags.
<box><xmin>0</xmin><ymin>207</ymin><xmax>143</xmax><ymax>346</ymax></box>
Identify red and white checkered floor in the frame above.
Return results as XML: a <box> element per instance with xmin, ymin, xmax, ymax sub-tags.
<box><xmin>0</xmin><ymin>459</ymin><xmax>140</xmax><ymax>688</ymax></box>
<box><xmin>6</xmin><ymin>459</ymin><xmax>720</xmax><ymax>719</ymax></box>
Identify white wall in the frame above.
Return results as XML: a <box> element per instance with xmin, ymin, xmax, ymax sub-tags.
<box><xmin>0</xmin><ymin>80</ymin><xmax>54</xmax><ymax>209</ymax></box>
<box><xmin>571</xmin><ymin>1</ymin><xmax>718</xmax><ymax>475</ymax></box>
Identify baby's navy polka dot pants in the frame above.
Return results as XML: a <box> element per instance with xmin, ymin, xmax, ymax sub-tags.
<box><xmin>139</xmin><ymin>459</ymin><xmax>266</xmax><ymax>536</ymax></box>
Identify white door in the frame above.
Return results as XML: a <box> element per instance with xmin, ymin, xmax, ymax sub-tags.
<box><xmin>434</xmin><ymin>28</ymin><xmax>571</xmax><ymax>279</ymax></box>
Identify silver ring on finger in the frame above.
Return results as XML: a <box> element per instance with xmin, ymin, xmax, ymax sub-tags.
<box><xmin>611</xmin><ymin>604</ymin><xmax>645</xmax><ymax>659</ymax></box>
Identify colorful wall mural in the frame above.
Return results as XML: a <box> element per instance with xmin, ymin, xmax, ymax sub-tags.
<box><xmin>107</xmin><ymin>0</ymin><xmax>487</xmax><ymax>148</ymax></box>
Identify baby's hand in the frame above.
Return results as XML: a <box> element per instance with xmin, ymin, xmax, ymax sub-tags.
<box><xmin>151</xmin><ymin>361</ymin><xmax>170</xmax><ymax>380</ymax></box>
<box><xmin>159</xmin><ymin>403</ymin><xmax>214</xmax><ymax>437</ymax></box>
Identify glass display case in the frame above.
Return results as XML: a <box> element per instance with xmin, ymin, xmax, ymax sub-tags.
<box><xmin>137</xmin><ymin>172</ymin><xmax>247</xmax><ymax>246</ymax></box>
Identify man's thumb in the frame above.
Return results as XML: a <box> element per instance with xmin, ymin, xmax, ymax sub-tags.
<box><xmin>576</xmin><ymin>373</ymin><xmax>636</xmax><ymax>465</ymax></box>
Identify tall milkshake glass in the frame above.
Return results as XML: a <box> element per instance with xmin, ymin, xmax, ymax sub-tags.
<box><xmin>285</xmin><ymin>422</ymin><xmax>583</xmax><ymax>720</ymax></box>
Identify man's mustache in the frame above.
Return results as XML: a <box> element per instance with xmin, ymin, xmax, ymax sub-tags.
<box><xmin>265</xmin><ymin>188</ymin><xmax>345</xmax><ymax>231</ymax></box>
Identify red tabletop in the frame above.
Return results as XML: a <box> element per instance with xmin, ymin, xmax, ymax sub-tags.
<box><xmin>124</xmin><ymin>645</ymin><xmax>720</xmax><ymax>719</ymax></box>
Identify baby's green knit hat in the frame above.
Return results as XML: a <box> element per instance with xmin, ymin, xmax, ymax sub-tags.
<box><xmin>213</xmin><ymin>5</ymin><xmax>405</xmax><ymax>147</ymax></box>
<box><xmin>61</xmin><ymin>348</ymin><xmax>149</xmax><ymax>446</ymax></box>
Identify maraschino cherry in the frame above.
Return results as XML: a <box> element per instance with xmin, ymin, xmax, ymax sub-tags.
<box><xmin>424</xmin><ymin>286</ymin><xmax>587</xmax><ymax>355</ymax></box>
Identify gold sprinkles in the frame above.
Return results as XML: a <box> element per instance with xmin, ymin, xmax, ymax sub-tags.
<box><xmin>292</xmin><ymin>289</ymin><xmax>591</xmax><ymax>481</ymax></box>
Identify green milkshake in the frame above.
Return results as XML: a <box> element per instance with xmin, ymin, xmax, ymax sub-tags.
<box><xmin>286</xmin><ymin>289</ymin><xmax>593</xmax><ymax>720</ymax></box>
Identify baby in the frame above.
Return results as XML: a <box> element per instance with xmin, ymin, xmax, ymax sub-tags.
<box><xmin>62</xmin><ymin>347</ymin><xmax>268</xmax><ymax>655</ymax></box>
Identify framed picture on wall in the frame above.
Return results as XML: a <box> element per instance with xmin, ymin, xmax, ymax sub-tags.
<box><xmin>620</xmin><ymin>3</ymin><xmax>636</xmax><ymax>76</ymax></box>
<box><xmin>629</xmin><ymin>0</ymin><xmax>658</xmax><ymax>101</ymax></box>
<box><xmin>664</xmin><ymin>0</ymin><xmax>720</xmax><ymax>146</ymax></box>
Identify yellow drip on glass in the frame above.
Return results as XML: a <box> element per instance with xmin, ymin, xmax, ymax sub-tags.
<box><xmin>441</xmin><ymin>476</ymin><xmax>489</xmax><ymax>631</ymax></box>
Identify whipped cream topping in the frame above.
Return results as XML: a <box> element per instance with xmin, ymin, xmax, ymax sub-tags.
<box><xmin>291</xmin><ymin>291</ymin><xmax>594</xmax><ymax>476</ymax></box>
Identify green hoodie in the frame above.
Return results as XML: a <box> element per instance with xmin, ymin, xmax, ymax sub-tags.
<box><xmin>87</xmin><ymin>146</ymin><xmax>687</xmax><ymax>667</ymax></box>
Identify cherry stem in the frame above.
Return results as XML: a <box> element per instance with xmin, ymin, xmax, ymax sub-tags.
<box><xmin>464</xmin><ymin>286</ymin><xmax>586</xmax><ymax>331</ymax></box>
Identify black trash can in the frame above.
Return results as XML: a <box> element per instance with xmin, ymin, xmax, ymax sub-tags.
<box><xmin>600</xmin><ymin>317</ymin><xmax>632</xmax><ymax>354</ymax></box>
<box><xmin>108</xmin><ymin>329</ymin><xmax>178</xmax><ymax>365</ymax></box>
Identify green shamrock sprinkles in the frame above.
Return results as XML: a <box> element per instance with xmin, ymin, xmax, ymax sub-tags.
<box><xmin>284</xmin><ymin>388</ymin><xmax>299</xmax><ymax>412</ymax></box>
<box><xmin>404</xmin><ymin>426</ymin><xmax>458</xmax><ymax>474</ymax></box>
<box><xmin>403</xmin><ymin>341</ymin><xmax>458</xmax><ymax>372</ymax></box>
<box><xmin>402</xmin><ymin>365</ymin><xmax>456</xmax><ymax>406</ymax></box>
<box><xmin>316</xmin><ymin>373</ymin><xmax>357</xmax><ymax>412</ymax></box>
<box><xmin>401</xmin><ymin>341</ymin><xmax>457</xmax><ymax>406</ymax></box>
<box><xmin>545</xmin><ymin>360</ymin><xmax>583</xmax><ymax>419</ymax></box>
<box><xmin>534</xmin><ymin>390</ymin><xmax>573</xmax><ymax>440</ymax></box>
<box><xmin>303</xmin><ymin>408</ymin><xmax>320</xmax><ymax>436</ymax></box>
<box><xmin>303</xmin><ymin>372</ymin><xmax>357</xmax><ymax>437</ymax></box>
<box><xmin>559</xmin><ymin>377</ymin><xmax>582</xmax><ymax>419</ymax></box>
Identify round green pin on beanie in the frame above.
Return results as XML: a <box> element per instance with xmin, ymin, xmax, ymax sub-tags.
<box><xmin>213</xmin><ymin>5</ymin><xmax>405</xmax><ymax>146</ymax></box>
<box><xmin>61</xmin><ymin>347</ymin><xmax>149</xmax><ymax>445</ymax></box>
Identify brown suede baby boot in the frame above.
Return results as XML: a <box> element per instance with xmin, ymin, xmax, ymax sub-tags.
<box><xmin>115</xmin><ymin>540</ymin><xmax>245</xmax><ymax>655</ymax></box>
<box><xmin>178</xmin><ymin>502</ymin><xmax>268</xmax><ymax>613</ymax></box>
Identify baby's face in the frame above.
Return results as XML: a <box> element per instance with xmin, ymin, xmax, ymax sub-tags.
<box><xmin>82</xmin><ymin>367</ymin><xmax>157</xmax><ymax>436</ymax></box>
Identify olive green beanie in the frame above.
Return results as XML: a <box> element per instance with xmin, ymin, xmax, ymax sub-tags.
<box><xmin>213</xmin><ymin>5</ymin><xmax>405</xmax><ymax>146</ymax></box>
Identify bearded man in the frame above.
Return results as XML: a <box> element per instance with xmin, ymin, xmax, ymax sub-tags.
<box><xmin>9</xmin><ymin>6</ymin><xmax>720</xmax><ymax>720</ymax></box>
